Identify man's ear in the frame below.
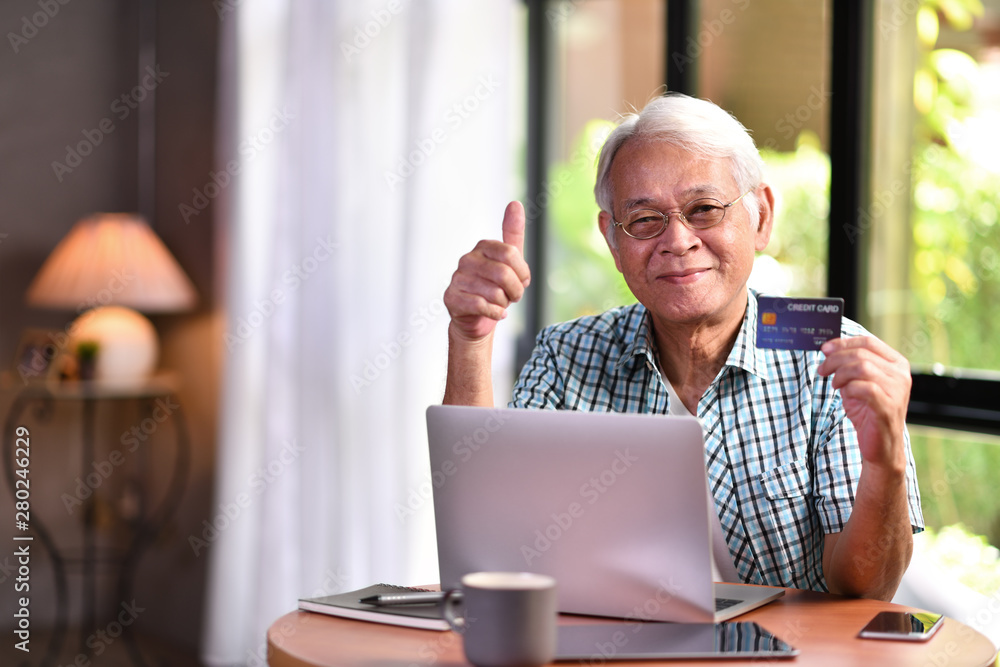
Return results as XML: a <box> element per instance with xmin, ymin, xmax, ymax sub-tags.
<box><xmin>598</xmin><ymin>210</ymin><xmax>624</xmax><ymax>273</ymax></box>
<box><xmin>754</xmin><ymin>184</ymin><xmax>776</xmax><ymax>252</ymax></box>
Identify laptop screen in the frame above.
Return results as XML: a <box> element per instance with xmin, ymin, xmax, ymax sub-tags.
<box><xmin>426</xmin><ymin>405</ymin><xmax>718</xmax><ymax>622</ymax></box>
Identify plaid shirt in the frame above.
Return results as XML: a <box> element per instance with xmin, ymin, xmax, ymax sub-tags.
<box><xmin>510</xmin><ymin>289</ymin><xmax>923</xmax><ymax>591</ymax></box>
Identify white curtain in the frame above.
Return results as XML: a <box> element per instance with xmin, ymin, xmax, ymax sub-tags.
<box><xmin>201</xmin><ymin>2</ymin><xmax>520</xmax><ymax>664</ymax></box>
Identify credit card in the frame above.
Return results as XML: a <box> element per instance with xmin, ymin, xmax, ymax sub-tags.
<box><xmin>756</xmin><ymin>296</ymin><xmax>844</xmax><ymax>351</ymax></box>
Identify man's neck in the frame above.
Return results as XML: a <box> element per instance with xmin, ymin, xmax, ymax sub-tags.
<box><xmin>650</xmin><ymin>290</ymin><xmax>749</xmax><ymax>415</ymax></box>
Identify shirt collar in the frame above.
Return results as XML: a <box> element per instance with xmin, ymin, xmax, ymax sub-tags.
<box><xmin>615</xmin><ymin>305</ymin><xmax>659</xmax><ymax>371</ymax></box>
<box><xmin>723</xmin><ymin>288</ymin><xmax>768</xmax><ymax>380</ymax></box>
<box><xmin>614</xmin><ymin>289</ymin><xmax>770</xmax><ymax>380</ymax></box>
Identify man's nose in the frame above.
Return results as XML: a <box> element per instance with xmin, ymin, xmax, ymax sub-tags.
<box><xmin>656</xmin><ymin>213</ymin><xmax>701</xmax><ymax>255</ymax></box>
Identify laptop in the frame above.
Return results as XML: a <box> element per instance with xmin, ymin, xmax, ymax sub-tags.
<box><xmin>426</xmin><ymin>405</ymin><xmax>785</xmax><ymax>623</ymax></box>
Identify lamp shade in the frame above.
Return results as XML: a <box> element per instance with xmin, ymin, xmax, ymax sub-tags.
<box><xmin>26</xmin><ymin>212</ymin><xmax>197</xmax><ymax>312</ymax></box>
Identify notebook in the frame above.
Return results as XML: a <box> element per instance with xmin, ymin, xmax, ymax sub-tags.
<box><xmin>298</xmin><ymin>584</ymin><xmax>448</xmax><ymax>630</ymax></box>
<box><xmin>426</xmin><ymin>405</ymin><xmax>785</xmax><ymax>623</ymax></box>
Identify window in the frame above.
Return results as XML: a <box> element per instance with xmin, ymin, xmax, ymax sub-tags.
<box><xmin>696</xmin><ymin>0</ymin><xmax>832</xmax><ymax>297</ymax></box>
<box><xmin>867</xmin><ymin>0</ymin><xmax>1000</xmax><ymax>580</ymax></box>
<box><xmin>522</xmin><ymin>0</ymin><xmax>1000</xmax><ymax>588</ymax></box>
<box><xmin>869</xmin><ymin>0</ymin><xmax>1000</xmax><ymax>377</ymax></box>
<box><xmin>540</xmin><ymin>0</ymin><xmax>663</xmax><ymax>326</ymax></box>
<box><xmin>537</xmin><ymin>0</ymin><xmax>835</xmax><ymax>327</ymax></box>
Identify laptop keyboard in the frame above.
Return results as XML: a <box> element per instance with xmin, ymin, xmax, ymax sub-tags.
<box><xmin>715</xmin><ymin>597</ymin><xmax>741</xmax><ymax>612</ymax></box>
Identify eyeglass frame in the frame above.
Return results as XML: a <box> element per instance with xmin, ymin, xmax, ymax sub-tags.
<box><xmin>610</xmin><ymin>189</ymin><xmax>754</xmax><ymax>240</ymax></box>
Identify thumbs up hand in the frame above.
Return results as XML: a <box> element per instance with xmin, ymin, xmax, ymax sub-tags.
<box><xmin>444</xmin><ymin>201</ymin><xmax>532</xmax><ymax>342</ymax></box>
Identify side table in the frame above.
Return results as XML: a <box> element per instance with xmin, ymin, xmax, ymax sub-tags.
<box><xmin>2</xmin><ymin>375</ymin><xmax>190</xmax><ymax>667</ymax></box>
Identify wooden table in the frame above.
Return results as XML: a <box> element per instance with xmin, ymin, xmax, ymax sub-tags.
<box><xmin>267</xmin><ymin>587</ymin><xmax>999</xmax><ymax>666</ymax></box>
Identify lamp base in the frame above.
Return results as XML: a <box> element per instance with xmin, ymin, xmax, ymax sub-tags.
<box><xmin>69</xmin><ymin>306</ymin><xmax>159</xmax><ymax>388</ymax></box>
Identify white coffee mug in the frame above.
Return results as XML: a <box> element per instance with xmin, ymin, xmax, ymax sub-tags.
<box><xmin>442</xmin><ymin>571</ymin><xmax>557</xmax><ymax>667</ymax></box>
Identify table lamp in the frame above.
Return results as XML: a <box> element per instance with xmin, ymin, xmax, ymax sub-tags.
<box><xmin>26</xmin><ymin>212</ymin><xmax>197</xmax><ymax>387</ymax></box>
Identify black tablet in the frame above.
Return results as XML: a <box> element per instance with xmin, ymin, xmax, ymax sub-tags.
<box><xmin>555</xmin><ymin>621</ymin><xmax>799</xmax><ymax>661</ymax></box>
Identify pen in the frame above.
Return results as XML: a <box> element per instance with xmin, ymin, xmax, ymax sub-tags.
<box><xmin>359</xmin><ymin>591</ymin><xmax>447</xmax><ymax>606</ymax></box>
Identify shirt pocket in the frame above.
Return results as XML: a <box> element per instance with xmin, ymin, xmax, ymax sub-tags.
<box><xmin>758</xmin><ymin>459</ymin><xmax>816</xmax><ymax>586</ymax></box>
<box><xmin>761</xmin><ymin>459</ymin><xmax>810</xmax><ymax>500</ymax></box>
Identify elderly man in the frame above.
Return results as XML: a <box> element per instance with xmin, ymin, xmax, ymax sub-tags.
<box><xmin>442</xmin><ymin>93</ymin><xmax>922</xmax><ymax>600</ymax></box>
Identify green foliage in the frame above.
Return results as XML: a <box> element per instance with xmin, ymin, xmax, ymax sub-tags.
<box><xmin>544</xmin><ymin>119</ymin><xmax>634</xmax><ymax>324</ymax></box>
<box><xmin>908</xmin><ymin>144</ymin><xmax>1000</xmax><ymax>369</ymax></box>
<box><xmin>906</xmin><ymin>0</ymin><xmax>1000</xmax><ymax>563</ymax></box>
<box><xmin>757</xmin><ymin>132</ymin><xmax>829</xmax><ymax>296</ymax></box>
<box><xmin>907</xmin><ymin>0</ymin><xmax>1000</xmax><ymax>371</ymax></box>
<box><xmin>914</xmin><ymin>524</ymin><xmax>1000</xmax><ymax>596</ymax></box>
<box><xmin>909</xmin><ymin>429</ymin><xmax>1000</xmax><ymax>547</ymax></box>
<box><xmin>76</xmin><ymin>340</ymin><xmax>99</xmax><ymax>361</ymax></box>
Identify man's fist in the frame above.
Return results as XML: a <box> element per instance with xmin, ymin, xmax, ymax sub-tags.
<box><xmin>444</xmin><ymin>201</ymin><xmax>532</xmax><ymax>342</ymax></box>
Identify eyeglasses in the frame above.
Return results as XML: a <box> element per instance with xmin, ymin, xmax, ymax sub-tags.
<box><xmin>612</xmin><ymin>190</ymin><xmax>752</xmax><ymax>240</ymax></box>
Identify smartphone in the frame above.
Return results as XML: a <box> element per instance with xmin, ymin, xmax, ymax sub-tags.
<box><xmin>858</xmin><ymin>611</ymin><xmax>945</xmax><ymax>641</ymax></box>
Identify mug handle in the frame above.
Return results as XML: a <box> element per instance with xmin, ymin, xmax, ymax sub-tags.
<box><xmin>441</xmin><ymin>589</ymin><xmax>465</xmax><ymax>633</ymax></box>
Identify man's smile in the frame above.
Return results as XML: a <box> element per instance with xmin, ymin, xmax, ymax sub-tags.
<box><xmin>656</xmin><ymin>267</ymin><xmax>711</xmax><ymax>283</ymax></box>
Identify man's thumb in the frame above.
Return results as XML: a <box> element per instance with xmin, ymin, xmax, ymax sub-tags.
<box><xmin>502</xmin><ymin>200</ymin><xmax>526</xmax><ymax>255</ymax></box>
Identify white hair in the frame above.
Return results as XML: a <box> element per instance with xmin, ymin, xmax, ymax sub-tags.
<box><xmin>595</xmin><ymin>93</ymin><xmax>764</xmax><ymax>247</ymax></box>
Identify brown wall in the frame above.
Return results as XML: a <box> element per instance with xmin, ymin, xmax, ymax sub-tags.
<box><xmin>698</xmin><ymin>0</ymin><xmax>831</xmax><ymax>151</ymax></box>
<box><xmin>0</xmin><ymin>0</ymin><xmax>220</xmax><ymax>660</ymax></box>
